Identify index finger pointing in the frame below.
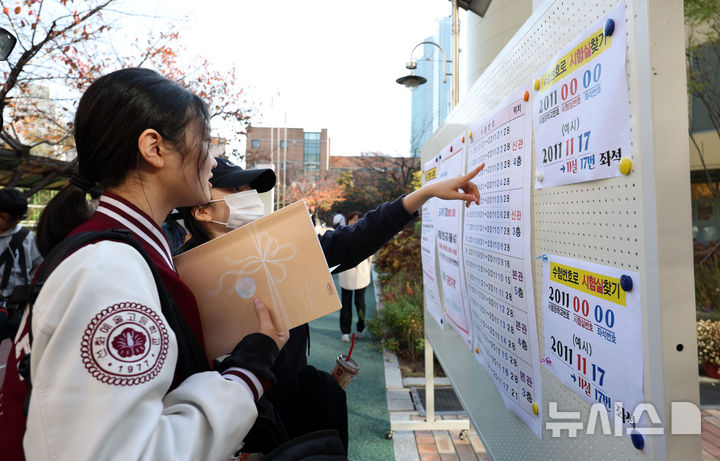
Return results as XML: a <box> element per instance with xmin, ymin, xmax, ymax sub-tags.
<box><xmin>463</xmin><ymin>163</ymin><xmax>485</xmax><ymax>182</ymax></box>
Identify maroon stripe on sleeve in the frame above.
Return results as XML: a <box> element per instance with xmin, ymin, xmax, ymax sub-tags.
<box><xmin>222</xmin><ymin>369</ymin><xmax>260</xmax><ymax>401</ymax></box>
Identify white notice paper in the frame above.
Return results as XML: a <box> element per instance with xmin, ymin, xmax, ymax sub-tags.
<box><xmin>541</xmin><ymin>255</ymin><xmax>644</xmax><ymax>432</ymax></box>
<box><xmin>436</xmin><ymin>134</ymin><xmax>472</xmax><ymax>349</ymax></box>
<box><xmin>463</xmin><ymin>87</ymin><xmax>543</xmax><ymax>438</ymax></box>
<box><xmin>533</xmin><ymin>1</ymin><xmax>631</xmax><ymax>188</ymax></box>
<box><xmin>421</xmin><ymin>156</ymin><xmax>444</xmax><ymax>328</ymax></box>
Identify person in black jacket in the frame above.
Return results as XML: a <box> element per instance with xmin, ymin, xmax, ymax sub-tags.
<box><xmin>177</xmin><ymin>157</ymin><xmax>485</xmax><ymax>453</ymax></box>
<box><xmin>179</xmin><ymin>157</ymin><xmax>484</xmax><ymax>376</ymax></box>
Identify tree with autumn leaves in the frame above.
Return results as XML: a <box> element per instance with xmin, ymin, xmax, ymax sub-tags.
<box><xmin>0</xmin><ymin>0</ymin><xmax>253</xmax><ymax>195</ymax></box>
<box><xmin>283</xmin><ymin>176</ymin><xmax>345</xmax><ymax>225</ymax></box>
<box><xmin>336</xmin><ymin>153</ymin><xmax>421</xmax><ymax>216</ymax></box>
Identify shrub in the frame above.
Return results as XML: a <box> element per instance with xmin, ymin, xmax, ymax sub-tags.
<box><xmin>369</xmin><ymin>220</ymin><xmax>426</xmax><ymax>360</ymax></box>
<box><xmin>697</xmin><ymin>319</ymin><xmax>720</xmax><ymax>365</ymax></box>
<box><xmin>374</xmin><ymin>224</ymin><xmax>422</xmax><ymax>278</ymax></box>
<box><xmin>368</xmin><ymin>296</ymin><xmax>424</xmax><ymax>361</ymax></box>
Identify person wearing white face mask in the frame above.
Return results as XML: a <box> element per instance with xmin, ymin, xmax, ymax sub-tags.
<box><xmin>177</xmin><ymin>155</ymin><xmax>485</xmax><ymax>455</ymax></box>
<box><xmin>178</xmin><ymin>157</ymin><xmax>275</xmax><ymax>248</ymax></box>
<box><xmin>180</xmin><ymin>156</ymin><xmax>485</xmax><ymax>376</ymax></box>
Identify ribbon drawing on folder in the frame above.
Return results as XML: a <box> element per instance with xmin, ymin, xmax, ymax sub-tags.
<box><xmin>209</xmin><ymin>228</ymin><xmax>296</xmax><ymax>330</ymax></box>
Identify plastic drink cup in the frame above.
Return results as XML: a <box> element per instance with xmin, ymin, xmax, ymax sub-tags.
<box><xmin>330</xmin><ymin>354</ymin><xmax>359</xmax><ymax>389</ymax></box>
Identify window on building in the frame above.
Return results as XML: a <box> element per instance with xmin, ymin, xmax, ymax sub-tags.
<box><xmin>690</xmin><ymin>43</ymin><xmax>720</xmax><ymax>133</ymax></box>
<box><xmin>303</xmin><ymin>132</ymin><xmax>322</xmax><ymax>174</ymax></box>
<box><xmin>251</xmin><ymin>139</ymin><xmax>260</xmax><ymax>148</ymax></box>
<box><xmin>280</xmin><ymin>140</ymin><xmax>287</xmax><ymax>148</ymax></box>
<box><xmin>691</xmin><ymin>171</ymin><xmax>720</xmax><ymax>243</ymax></box>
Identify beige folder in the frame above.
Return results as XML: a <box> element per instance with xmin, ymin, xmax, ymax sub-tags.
<box><xmin>174</xmin><ymin>200</ymin><xmax>340</xmax><ymax>359</ymax></box>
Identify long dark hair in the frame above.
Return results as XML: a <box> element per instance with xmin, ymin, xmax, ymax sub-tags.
<box><xmin>179</xmin><ymin>205</ymin><xmax>212</xmax><ymax>245</ymax></box>
<box><xmin>36</xmin><ymin>68</ymin><xmax>210</xmax><ymax>256</ymax></box>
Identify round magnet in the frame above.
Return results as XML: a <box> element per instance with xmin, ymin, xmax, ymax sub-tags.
<box><xmin>604</xmin><ymin>18</ymin><xmax>615</xmax><ymax>36</ymax></box>
<box><xmin>537</xmin><ymin>170</ymin><xmax>544</xmax><ymax>182</ymax></box>
<box><xmin>619</xmin><ymin>157</ymin><xmax>632</xmax><ymax>175</ymax></box>
<box><xmin>524</xmin><ymin>90</ymin><xmax>529</xmax><ymax>101</ymax></box>
<box><xmin>475</xmin><ymin>347</ymin><xmax>479</xmax><ymax>354</ymax></box>
<box><xmin>630</xmin><ymin>430</ymin><xmax>644</xmax><ymax>450</ymax></box>
<box><xmin>533</xmin><ymin>79</ymin><xmax>540</xmax><ymax>91</ymax></box>
<box><xmin>469</xmin><ymin>131</ymin><xmax>473</xmax><ymax>139</ymax></box>
<box><xmin>450</xmin><ymin>146</ymin><xmax>453</xmax><ymax>152</ymax></box>
<box><xmin>532</xmin><ymin>402</ymin><xmax>539</xmax><ymax>415</ymax></box>
<box><xmin>620</xmin><ymin>275</ymin><xmax>633</xmax><ymax>292</ymax></box>
<box><xmin>462</xmin><ymin>136</ymin><xmax>465</xmax><ymax>143</ymax></box>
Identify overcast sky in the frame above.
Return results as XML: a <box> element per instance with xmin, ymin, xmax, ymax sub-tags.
<box><xmin>134</xmin><ymin>0</ymin><xmax>460</xmax><ymax>157</ymax></box>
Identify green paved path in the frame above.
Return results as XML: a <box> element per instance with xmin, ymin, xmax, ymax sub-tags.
<box><xmin>307</xmin><ymin>274</ymin><xmax>394</xmax><ymax>461</ymax></box>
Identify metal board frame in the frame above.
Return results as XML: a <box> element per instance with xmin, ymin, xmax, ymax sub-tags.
<box><xmin>419</xmin><ymin>0</ymin><xmax>700</xmax><ymax>459</ymax></box>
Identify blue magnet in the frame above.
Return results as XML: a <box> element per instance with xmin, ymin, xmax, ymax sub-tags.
<box><xmin>630</xmin><ymin>430</ymin><xmax>644</xmax><ymax>450</ymax></box>
<box><xmin>604</xmin><ymin>18</ymin><xmax>615</xmax><ymax>37</ymax></box>
<box><xmin>620</xmin><ymin>275</ymin><xmax>633</xmax><ymax>292</ymax></box>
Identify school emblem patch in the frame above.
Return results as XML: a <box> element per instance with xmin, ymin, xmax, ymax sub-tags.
<box><xmin>81</xmin><ymin>302</ymin><xmax>169</xmax><ymax>386</ymax></box>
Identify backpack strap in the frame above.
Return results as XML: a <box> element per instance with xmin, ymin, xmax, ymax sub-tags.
<box><xmin>0</xmin><ymin>227</ymin><xmax>30</xmax><ymax>292</ymax></box>
<box><xmin>19</xmin><ymin>229</ymin><xmax>209</xmax><ymax>415</ymax></box>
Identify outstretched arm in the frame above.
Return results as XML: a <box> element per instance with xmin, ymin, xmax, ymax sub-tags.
<box><xmin>401</xmin><ymin>163</ymin><xmax>485</xmax><ymax>214</ymax></box>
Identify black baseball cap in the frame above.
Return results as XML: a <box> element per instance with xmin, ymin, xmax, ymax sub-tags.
<box><xmin>210</xmin><ymin>157</ymin><xmax>276</xmax><ymax>193</ymax></box>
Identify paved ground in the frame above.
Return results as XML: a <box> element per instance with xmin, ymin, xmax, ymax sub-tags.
<box><xmin>703</xmin><ymin>408</ymin><xmax>720</xmax><ymax>460</ymax></box>
<box><xmin>383</xmin><ymin>349</ymin><xmax>490</xmax><ymax>461</ymax></box>
<box><xmin>306</xmin><ymin>274</ymin><xmax>394</xmax><ymax>460</ymax></box>
<box><xmin>309</xmin><ymin>273</ymin><xmax>489</xmax><ymax>460</ymax></box>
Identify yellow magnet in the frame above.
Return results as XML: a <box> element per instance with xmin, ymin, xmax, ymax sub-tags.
<box><xmin>532</xmin><ymin>402</ymin><xmax>539</xmax><ymax>415</ymax></box>
<box><xmin>469</xmin><ymin>131</ymin><xmax>473</xmax><ymax>139</ymax></box>
<box><xmin>524</xmin><ymin>90</ymin><xmax>529</xmax><ymax>101</ymax></box>
<box><xmin>619</xmin><ymin>157</ymin><xmax>632</xmax><ymax>175</ymax></box>
<box><xmin>533</xmin><ymin>79</ymin><xmax>540</xmax><ymax>91</ymax></box>
<box><xmin>475</xmin><ymin>347</ymin><xmax>479</xmax><ymax>354</ymax></box>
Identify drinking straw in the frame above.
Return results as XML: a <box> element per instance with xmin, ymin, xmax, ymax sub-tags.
<box><xmin>346</xmin><ymin>332</ymin><xmax>356</xmax><ymax>361</ymax></box>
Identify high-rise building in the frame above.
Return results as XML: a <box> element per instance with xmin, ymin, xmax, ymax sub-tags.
<box><xmin>410</xmin><ymin>16</ymin><xmax>453</xmax><ymax>156</ymax></box>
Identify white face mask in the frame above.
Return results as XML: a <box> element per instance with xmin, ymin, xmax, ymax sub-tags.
<box><xmin>209</xmin><ymin>189</ymin><xmax>265</xmax><ymax>229</ymax></box>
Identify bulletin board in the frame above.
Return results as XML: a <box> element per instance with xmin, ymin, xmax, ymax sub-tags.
<box><xmin>420</xmin><ymin>0</ymin><xmax>700</xmax><ymax>459</ymax></box>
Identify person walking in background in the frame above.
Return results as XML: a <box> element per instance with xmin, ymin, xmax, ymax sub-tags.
<box><xmin>332</xmin><ymin>211</ymin><xmax>346</xmax><ymax>228</ymax></box>
<box><xmin>0</xmin><ymin>188</ymin><xmax>42</xmax><ymax>342</ymax></box>
<box><xmin>338</xmin><ymin>211</ymin><xmax>371</xmax><ymax>343</ymax></box>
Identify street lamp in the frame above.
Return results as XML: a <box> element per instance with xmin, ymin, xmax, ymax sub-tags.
<box><xmin>396</xmin><ymin>40</ymin><xmax>452</xmax><ymax>96</ymax></box>
<box><xmin>454</xmin><ymin>0</ymin><xmax>492</xmax><ymax>18</ymax></box>
<box><xmin>397</xmin><ymin>0</ymin><xmax>492</xmax><ymax>107</ymax></box>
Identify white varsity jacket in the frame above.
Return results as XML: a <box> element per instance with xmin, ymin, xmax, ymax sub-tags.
<box><xmin>23</xmin><ymin>236</ymin><xmax>259</xmax><ymax>460</ymax></box>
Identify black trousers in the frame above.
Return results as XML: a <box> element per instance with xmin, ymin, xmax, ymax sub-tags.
<box><xmin>339</xmin><ymin>287</ymin><xmax>366</xmax><ymax>335</ymax></box>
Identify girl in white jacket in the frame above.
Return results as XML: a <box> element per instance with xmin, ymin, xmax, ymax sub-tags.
<box><xmin>0</xmin><ymin>68</ymin><xmax>288</xmax><ymax>461</ymax></box>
